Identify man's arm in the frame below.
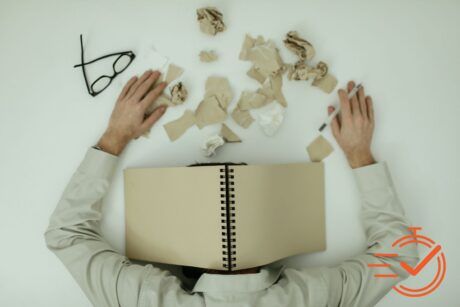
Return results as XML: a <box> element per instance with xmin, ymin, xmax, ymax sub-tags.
<box><xmin>324</xmin><ymin>82</ymin><xmax>419</xmax><ymax>306</ymax></box>
<box><xmin>286</xmin><ymin>82</ymin><xmax>419</xmax><ymax>307</ymax></box>
<box><xmin>44</xmin><ymin>71</ymin><xmax>201</xmax><ymax>307</ymax></box>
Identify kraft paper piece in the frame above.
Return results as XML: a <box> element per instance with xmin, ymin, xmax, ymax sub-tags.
<box><xmin>312</xmin><ymin>62</ymin><xmax>338</xmax><ymax>94</ymax></box>
<box><xmin>170</xmin><ymin>82</ymin><xmax>188</xmax><ymax>105</ymax></box>
<box><xmin>239</xmin><ymin>34</ymin><xmax>284</xmax><ymax>78</ymax></box>
<box><xmin>257</xmin><ymin>102</ymin><xmax>285</xmax><ymax>136</ymax></box>
<box><xmin>246</xmin><ymin>65</ymin><xmax>266</xmax><ymax>84</ymax></box>
<box><xmin>307</xmin><ymin>135</ymin><xmax>334</xmax><ymax>162</ymax></box>
<box><xmin>199</xmin><ymin>50</ymin><xmax>219</xmax><ymax>62</ymax></box>
<box><xmin>202</xmin><ymin>135</ymin><xmax>225</xmax><ymax>157</ymax></box>
<box><xmin>220</xmin><ymin>124</ymin><xmax>241</xmax><ymax>143</ymax></box>
<box><xmin>165</xmin><ymin>64</ymin><xmax>184</xmax><ymax>84</ymax></box>
<box><xmin>194</xmin><ymin>96</ymin><xmax>228</xmax><ymax>129</ymax></box>
<box><xmin>287</xmin><ymin>61</ymin><xmax>315</xmax><ymax>81</ymax></box>
<box><xmin>284</xmin><ymin>31</ymin><xmax>315</xmax><ymax>61</ymax></box>
<box><xmin>258</xmin><ymin>75</ymin><xmax>287</xmax><ymax>107</ymax></box>
<box><xmin>312</xmin><ymin>74</ymin><xmax>337</xmax><ymax>94</ymax></box>
<box><xmin>163</xmin><ymin>110</ymin><xmax>196</xmax><ymax>142</ymax></box>
<box><xmin>204</xmin><ymin>76</ymin><xmax>233</xmax><ymax>109</ymax></box>
<box><xmin>196</xmin><ymin>7</ymin><xmax>226</xmax><ymax>36</ymax></box>
<box><xmin>231</xmin><ymin>106</ymin><xmax>254</xmax><ymax>128</ymax></box>
<box><xmin>237</xmin><ymin>91</ymin><xmax>268</xmax><ymax>110</ymax></box>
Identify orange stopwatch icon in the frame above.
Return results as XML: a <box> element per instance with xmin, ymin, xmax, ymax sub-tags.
<box><xmin>369</xmin><ymin>227</ymin><xmax>447</xmax><ymax>298</ymax></box>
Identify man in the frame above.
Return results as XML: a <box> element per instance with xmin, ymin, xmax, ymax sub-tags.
<box><xmin>44</xmin><ymin>70</ymin><xmax>419</xmax><ymax>307</ymax></box>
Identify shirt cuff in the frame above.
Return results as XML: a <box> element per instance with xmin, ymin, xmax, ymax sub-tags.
<box><xmin>352</xmin><ymin>162</ymin><xmax>393</xmax><ymax>192</ymax></box>
<box><xmin>77</xmin><ymin>147</ymin><xmax>118</xmax><ymax>180</ymax></box>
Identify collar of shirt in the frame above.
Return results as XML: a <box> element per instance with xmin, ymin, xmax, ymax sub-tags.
<box><xmin>191</xmin><ymin>265</ymin><xmax>285</xmax><ymax>294</ymax></box>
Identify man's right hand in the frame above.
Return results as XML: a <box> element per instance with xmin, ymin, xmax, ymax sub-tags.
<box><xmin>328</xmin><ymin>81</ymin><xmax>375</xmax><ymax>169</ymax></box>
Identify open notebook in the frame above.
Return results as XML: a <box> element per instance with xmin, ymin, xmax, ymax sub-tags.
<box><xmin>124</xmin><ymin>162</ymin><xmax>325</xmax><ymax>271</ymax></box>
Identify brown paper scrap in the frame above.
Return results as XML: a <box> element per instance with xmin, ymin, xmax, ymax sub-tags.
<box><xmin>165</xmin><ymin>64</ymin><xmax>184</xmax><ymax>84</ymax></box>
<box><xmin>170</xmin><ymin>82</ymin><xmax>188</xmax><ymax>105</ymax></box>
<box><xmin>312</xmin><ymin>73</ymin><xmax>338</xmax><ymax>94</ymax></box>
<box><xmin>246</xmin><ymin>65</ymin><xmax>266</xmax><ymax>84</ymax></box>
<box><xmin>287</xmin><ymin>61</ymin><xmax>316</xmax><ymax>81</ymax></box>
<box><xmin>237</xmin><ymin>91</ymin><xmax>268</xmax><ymax>110</ymax></box>
<box><xmin>204</xmin><ymin>76</ymin><xmax>233</xmax><ymax>109</ymax></box>
<box><xmin>239</xmin><ymin>34</ymin><xmax>284</xmax><ymax>77</ymax></box>
<box><xmin>231</xmin><ymin>107</ymin><xmax>254</xmax><ymax>129</ymax></box>
<box><xmin>258</xmin><ymin>75</ymin><xmax>287</xmax><ymax>107</ymax></box>
<box><xmin>196</xmin><ymin>7</ymin><xmax>226</xmax><ymax>36</ymax></box>
<box><xmin>284</xmin><ymin>31</ymin><xmax>315</xmax><ymax>61</ymax></box>
<box><xmin>199</xmin><ymin>50</ymin><xmax>218</xmax><ymax>62</ymax></box>
<box><xmin>306</xmin><ymin>135</ymin><xmax>334</xmax><ymax>162</ymax></box>
<box><xmin>220</xmin><ymin>124</ymin><xmax>241</xmax><ymax>143</ymax></box>
<box><xmin>163</xmin><ymin>110</ymin><xmax>196</xmax><ymax>142</ymax></box>
<box><xmin>194</xmin><ymin>96</ymin><xmax>228</xmax><ymax>129</ymax></box>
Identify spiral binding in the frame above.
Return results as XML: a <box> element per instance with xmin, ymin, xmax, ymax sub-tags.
<box><xmin>220</xmin><ymin>165</ymin><xmax>236</xmax><ymax>270</ymax></box>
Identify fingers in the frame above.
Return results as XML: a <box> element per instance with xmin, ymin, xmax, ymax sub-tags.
<box><xmin>118</xmin><ymin>76</ymin><xmax>137</xmax><ymax>101</ymax></box>
<box><xmin>126</xmin><ymin>70</ymin><xmax>153</xmax><ymax>99</ymax></box>
<box><xmin>140</xmin><ymin>82</ymin><xmax>167</xmax><ymax>110</ymax></box>
<box><xmin>140</xmin><ymin>106</ymin><xmax>167</xmax><ymax>133</ymax></box>
<box><xmin>347</xmin><ymin>81</ymin><xmax>355</xmax><ymax>92</ymax></box>
<box><xmin>328</xmin><ymin>106</ymin><xmax>340</xmax><ymax>139</ymax></box>
<box><xmin>133</xmin><ymin>71</ymin><xmax>161</xmax><ymax>101</ymax></box>
<box><xmin>350</xmin><ymin>91</ymin><xmax>360</xmax><ymax>117</ymax></box>
<box><xmin>358</xmin><ymin>86</ymin><xmax>367</xmax><ymax>119</ymax></box>
<box><xmin>366</xmin><ymin>96</ymin><xmax>374</xmax><ymax>123</ymax></box>
<box><xmin>338</xmin><ymin>89</ymin><xmax>352</xmax><ymax>121</ymax></box>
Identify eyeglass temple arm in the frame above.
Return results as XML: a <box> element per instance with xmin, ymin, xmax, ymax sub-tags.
<box><xmin>73</xmin><ymin>51</ymin><xmax>134</xmax><ymax>68</ymax></box>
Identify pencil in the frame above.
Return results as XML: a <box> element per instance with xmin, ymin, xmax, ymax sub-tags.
<box><xmin>318</xmin><ymin>83</ymin><xmax>362</xmax><ymax>132</ymax></box>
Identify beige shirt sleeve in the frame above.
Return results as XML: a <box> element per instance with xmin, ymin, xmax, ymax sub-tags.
<box><xmin>43</xmin><ymin>148</ymin><xmax>203</xmax><ymax>307</ymax></box>
<box><xmin>284</xmin><ymin>162</ymin><xmax>420</xmax><ymax>307</ymax></box>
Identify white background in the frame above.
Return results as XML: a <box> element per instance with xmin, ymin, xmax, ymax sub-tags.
<box><xmin>0</xmin><ymin>0</ymin><xmax>459</xmax><ymax>306</ymax></box>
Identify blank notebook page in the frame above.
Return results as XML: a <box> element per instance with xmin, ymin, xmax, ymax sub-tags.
<box><xmin>124</xmin><ymin>166</ymin><xmax>223</xmax><ymax>269</ymax></box>
<box><xmin>232</xmin><ymin>162</ymin><xmax>325</xmax><ymax>270</ymax></box>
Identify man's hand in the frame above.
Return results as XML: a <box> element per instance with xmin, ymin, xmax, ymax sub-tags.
<box><xmin>97</xmin><ymin>70</ymin><xmax>168</xmax><ymax>156</ymax></box>
<box><xmin>328</xmin><ymin>81</ymin><xmax>375</xmax><ymax>169</ymax></box>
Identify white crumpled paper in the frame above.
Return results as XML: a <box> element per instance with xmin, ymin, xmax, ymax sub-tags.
<box><xmin>256</xmin><ymin>103</ymin><xmax>285</xmax><ymax>136</ymax></box>
<box><xmin>202</xmin><ymin>135</ymin><xmax>225</xmax><ymax>157</ymax></box>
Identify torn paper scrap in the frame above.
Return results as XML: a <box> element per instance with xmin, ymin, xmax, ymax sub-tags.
<box><xmin>246</xmin><ymin>65</ymin><xmax>266</xmax><ymax>84</ymax></box>
<box><xmin>199</xmin><ymin>50</ymin><xmax>218</xmax><ymax>62</ymax></box>
<box><xmin>165</xmin><ymin>64</ymin><xmax>184</xmax><ymax>84</ymax></box>
<box><xmin>170</xmin><ymin>82</ymin><xmax>188</xmax><ymax>105</ymax></box>
<box><xmin>237</xmin><ymin>91</ymin><xmax>268</xmax><ymax>110</ymax></box>
<box><xmin>257</xmin><ymin>102</ymin><xmax>285</xmax><ymax>136</ymax></box>
<box><xmin>163</xmin><ymin>110</ymin><xmax>196</xmax><ymax>142</ymax></box>
<box><xmin>220</xmin><ymin>124</ymin><xmax>241</xmax><ymax>143</ymax></box>
<box><xmin>202</xmin><ymin>135</ymin><xmax>225</xmax><ymax>157</ymax></box>
<box><xmin>312</xmin><ymin>73</ymin><xmax>338</xmax><ymax>94</ymax></box>
<box><xmin>146</xmin><ymin>94</ymin><xmax>173</xmax><ymax>115</ymax></box>
<box><xmin>239</xmin><ymin>34</ymin><xmax>284</xmax><ymax>77</ymax></box>
<box><xmin>239</xmin><ymin>34</ymin><xmax>265</xmax><ymax>60</ymax></box>
<box><xmin>194</xmin><ymin>96</ymin><xmax>228</xmax><ymax>129</ymax></box>
<box><xmin>196</xmin><ymin>7</ymin><xmax>226</xmax><ymax>36</ymax></box>
<box><xmin>307</xmin><ymin>61</ymin><xmax>337</xmax><ymax>93</ymax></box>
<box><xmin>284</xmin><ymin>31</ymin><xmax>315</xmax><ymax>61</ymax></box>
<box><xmin>231</xmin><ymin>106</ymin><xmax>254</xmax><ymax>129</ymax></box>
<box><xmin>258</xmin><ymin>75</ymin><xmax>287</xmax><ymax>107</ymax></box>
<box><xmin>204</xmin><ymin>76</ymin><xmax>233</xmax><ymax>109</ymax></box>
<box><xmin>306</xmin><ymin>135</ymin><xmax>334</xmax><ymax>162</ymax></box>
<box><xmin>287</xmin><ymin>61</ymin><xmax>316</xmax><ymax>81</ymax></box>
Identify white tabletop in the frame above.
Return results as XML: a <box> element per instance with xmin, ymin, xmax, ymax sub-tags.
<box><xmin>0</xmin><ymin>0</ymin><xmax>458</xmax><ymax>306</ymax></box>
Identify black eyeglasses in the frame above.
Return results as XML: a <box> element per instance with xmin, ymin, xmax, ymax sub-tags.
<box><xmin>73</xmin><ymin>34</ymin><xmax>136</xmax><ymax>97</ymax></box>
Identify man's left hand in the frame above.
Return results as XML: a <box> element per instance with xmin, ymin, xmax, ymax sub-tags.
<box><xmin>97</xmin><ymin>70</ymin><xmax>168</xmax><ymax>156</ymax></box>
